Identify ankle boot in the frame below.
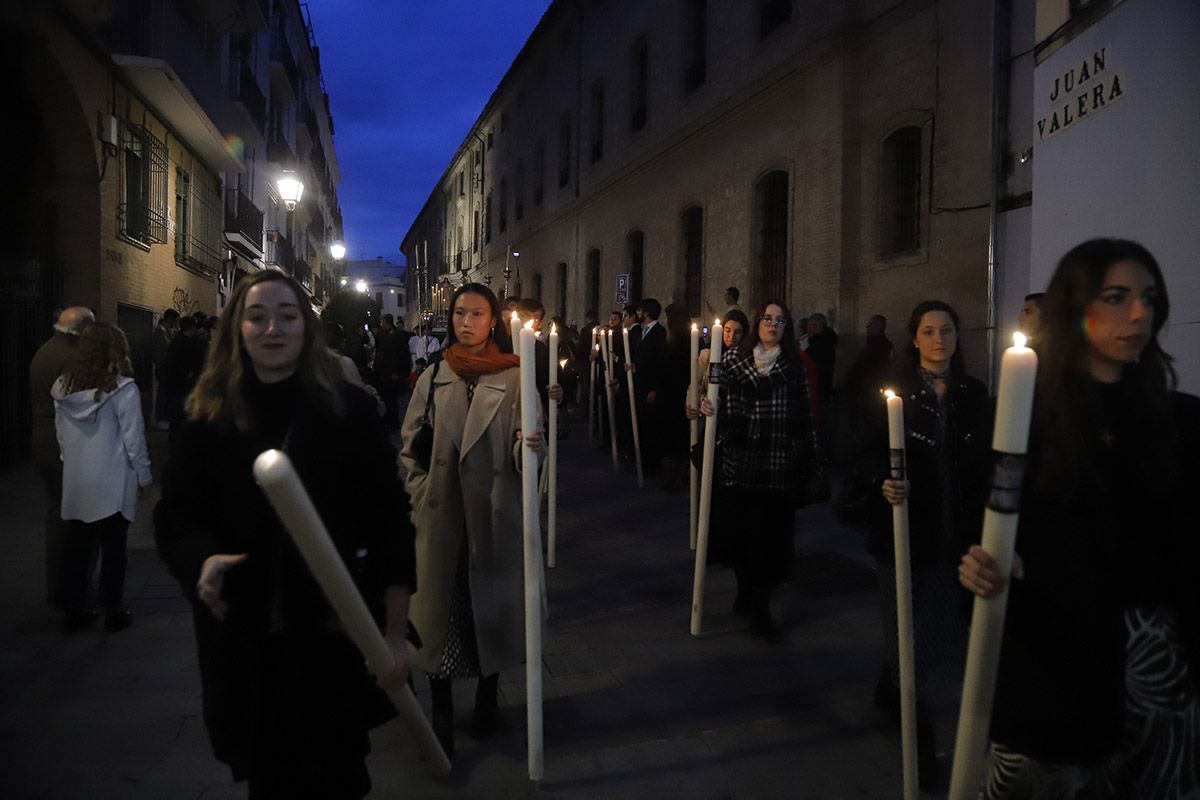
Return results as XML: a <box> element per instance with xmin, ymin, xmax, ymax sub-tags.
<box><xmin>470</xmin><ymin>673</ymin><xmax>501</xmax><ymax>739</ymax></box>
<box><xmin>429</xmin><ymin>677</ymin><xmax>455</xmax><ymax>758</ymax></box>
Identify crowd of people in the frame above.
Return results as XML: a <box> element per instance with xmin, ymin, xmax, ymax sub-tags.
<box><xmin>23</xmin><ymin>237</ymin><xmax>1198</xmax><ymax>798</ymax></box>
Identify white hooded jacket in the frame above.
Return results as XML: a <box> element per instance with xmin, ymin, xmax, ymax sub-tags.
<box><xmin>52</xmin><ymin>376</ymin><xmax>152</xmax><ymax>523</ymax></box>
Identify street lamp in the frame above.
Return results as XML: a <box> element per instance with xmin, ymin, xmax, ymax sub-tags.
<box><xmin>276</xmin><ymin>170</ymin><xmax>305</xmax><ymax>211</ymax></box>
<box><xmin>355</xmin><ymin>279</ymin><xmax>369</xmax><ymax>294</ymax></box>
<box><xmin>330</xmin><ymin>241</ymin><xmax>347</xmax><ymax>261</ymax></box>
<box><xmin>339</xmin><ymin>276</ymin><xmax>348</xmax><ymax>287</ymax></box>
<box><xmin>502</xmin><ymin>249</ymin><xmax>520</xmax><ymax>299</ymax></box>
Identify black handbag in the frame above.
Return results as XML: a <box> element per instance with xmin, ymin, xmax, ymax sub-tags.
<box><xmin>409</xmin><ymin>361</ymin><xmax>440</xmax><ymax>470</ymax></box>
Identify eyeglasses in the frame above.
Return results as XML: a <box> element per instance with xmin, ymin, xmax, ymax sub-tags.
<box><xmin>758</xmin><ymin>316</ymin><xmax>787</xmax><ymax>328</ymax></box>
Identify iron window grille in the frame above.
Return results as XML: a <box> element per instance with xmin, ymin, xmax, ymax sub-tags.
<box><xmin>119</xmin><ymin>123</ymin><xmax>168</xmax><ymax>245</ymax></box>
<box><xmin>880</xmin><ymin>127</ymin><xmax>922</xmax><ymax>256</ymax></box>
<box><xmin>175</xmin><ymin>169</ymin><xmax>224</xmax><ymax>273</ymax></box>
<box><xmin>756</xmin><ymin>171</ymin><xmax>789</xmax><ymax>301</ymax></box>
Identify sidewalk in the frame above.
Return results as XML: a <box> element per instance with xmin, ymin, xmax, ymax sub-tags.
<box><xmin>0</xmin><ymin>421</ymin><xmax>913</xmax><ymax>800</ymax></box>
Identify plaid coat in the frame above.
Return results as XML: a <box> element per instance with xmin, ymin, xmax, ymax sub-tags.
<box><xmin>716</xmin><ymin>347</ymin><xmax>820</xmax><ymax>492</ymax></box>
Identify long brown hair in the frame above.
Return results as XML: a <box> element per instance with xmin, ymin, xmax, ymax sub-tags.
<box><xmin>59</xmin><ymin>322</ymin><xmax>134</xmax><ymax>401</ymax></box>
<box><xmin>186</xmin><ymin>271</ymin><xmax>344</xmax><ymax>431</ymax></box>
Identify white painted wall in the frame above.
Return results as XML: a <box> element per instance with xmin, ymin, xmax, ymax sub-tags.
<box><xmin>1030</xmin><ymin>0</ymin><xmax>1200</xmax><ymax>393</ymax></box>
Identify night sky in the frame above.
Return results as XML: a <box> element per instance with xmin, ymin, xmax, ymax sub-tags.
<box><xmin>307</xmin><ymin>0</ymin><xmax>553</xmax><ymax>265</ymax></box>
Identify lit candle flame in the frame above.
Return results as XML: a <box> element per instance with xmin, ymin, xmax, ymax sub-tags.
<box><xmin>559</xmin><ymin>359</ymin><xmax>567</xmax><ymax>369</ymax></box>
<box><xmin>511</xmin><ymin>310</ymin><xmax>519</xmax><ymax>321</ymax></box>
<box><xmin>524</xmin><ymin>319</ymin><xmax>535</xmax><ymax>330</ymax></box>
<box><xmin>884</xmin><ymin>389</ymin><xmax>896</xmax><ymax>399</ymax></box>
<box><xmin>551</xmin><ymin>323</ymin><xmax>557</xmax><ymax>335</ymax></box>
<box><xmin>691</xmin><ymin>323</ymin><xmax>698</xmax><ymax>332</ymax></box>
<box><xmin>714</xmin><ymin>318</ymin><xmax>721</xmax><ymax>325</ymax></box>
<box><xmin>1013</xmin><ymin>331</ymin><xmax>1027</xmax><ymax>349</ymax></box>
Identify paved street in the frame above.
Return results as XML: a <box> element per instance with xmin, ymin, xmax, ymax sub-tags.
<box><xmin>0</xmin><ymin>415</ymin><xmax>927</xmax><ymax>799</ymax></box>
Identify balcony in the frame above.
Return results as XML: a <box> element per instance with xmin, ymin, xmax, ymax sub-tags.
<box><xmin>267</xmin><ymin>130</ymin><xmax>295</xmax><ymax>167</ymax></box>
<box><xmin>230</xmin><ymin>58</ymin><xmax>266</xmax><ymax>133</ymax></box>
<box><xmin>270</xmin><ymin>28</ymin><xmax>299</xmax><ymax>93</ymax></box>
<box><xmin>224</xmin><ymin>188</ymin><xmax>264</xmax><ymax>257</ymax></box>
<box><xmin>266</xmin><ymin>230</ymin><xmax>296</xmax><ymax>274</ymax></box>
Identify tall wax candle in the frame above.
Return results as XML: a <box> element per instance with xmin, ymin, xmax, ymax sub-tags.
<box><xmin>517</xmin><ymin>321</ymin><xmax>545</xmax><ymax>781</ymax></box>
<box><xmin>690</xmin><ymin>319</ymin><xmax>723</xmax><ymax>635</ymax></box>
<box><xmin>689</xmin><ymin>323</ymin><xmax>700</xmax><ymax>550</ymax></box>
<box><xmin>622</xmin><ymin>325</ymin><xmax>644</xmax><ymax>488</ymax></box>
<box><xmin>949</xmin><ymin>333</ymin><xmax>1038</xmax><ymax>799</ymax></box>
<box><xmin>547</xmin><ymin>325</ymin><xmax>559</xmax><ymax>569</ymax></box>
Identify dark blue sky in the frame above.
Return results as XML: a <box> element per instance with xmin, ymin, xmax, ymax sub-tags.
<box><xmin>307</xmin><ymin>0</ymin><xmax>553</xmax><ymax>265</ymax></box>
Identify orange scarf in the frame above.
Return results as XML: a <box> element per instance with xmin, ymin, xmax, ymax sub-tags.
<box><xmin>443</xmin><ymin>341</ymin><xmax>520</xmax><ymax>380</ymax></box>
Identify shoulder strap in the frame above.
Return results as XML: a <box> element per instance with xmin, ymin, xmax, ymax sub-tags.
<box><xmin>420</xmin><ymin>360</ymin><xmax>441</xmax><ymax>422</ymax></box>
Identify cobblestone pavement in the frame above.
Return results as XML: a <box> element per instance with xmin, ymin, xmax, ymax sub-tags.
<box><xmin>0</xmin><ymin>416</ymin><xmax>932</xmax><ymax>799</ymax></box>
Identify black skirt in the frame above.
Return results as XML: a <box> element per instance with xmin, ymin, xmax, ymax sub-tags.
<box><xmin>709</xmin><ymin>483</ymin><xmax>795</xmax><ymax>587</ymax></box>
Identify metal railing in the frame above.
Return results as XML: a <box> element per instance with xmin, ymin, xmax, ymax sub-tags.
<box><xmin>266</xmin><ymin>230</ymin><xmax>296</xmax><ymax>274</ymax></box>
<box><xmin>224</xmin><ymin>188</ymin><xmax>264</xmax><ymax>250</ymax></box>
<box><xmin>270</xmin><ymin>27</ymin><xmax>299</xmax><ymax>91</ymax></box>
<box><xmin>230</xmin><ymin>58</ymin><xmax>266</xmax><ymax>133</ymax></box>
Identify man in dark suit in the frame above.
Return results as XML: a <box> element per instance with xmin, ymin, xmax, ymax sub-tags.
<box><xmin>633</xmin><ymin>298</ymin><xmax>666</xmax><ymax>477</ymax></box>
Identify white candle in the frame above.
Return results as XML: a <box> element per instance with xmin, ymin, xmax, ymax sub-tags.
<box><xmin>510</xmin><ymin>310</ymin><xmax>522</xmax><ymax>353</ymax></box>
<box><xmin>689</xmin><ymin>324</ymin><xmax>700</xmax><ymax>550</ymax></box>
<box><xmin>949</xmin><ymin>333</ymin><xmax>1038</xmax><ymax>800</ymax></box>
<box><xmin>690</xmin><ymin>319</ymin><xmax>723</xmax><ymax>635</ymax></box>
<box><xmin>622</xmin><ymin>326</ymin><xmax>644</xmax><ymax>489</ymax></box>
<box><xmin>589</xmin><ymin>340</ymin><xmax>599</xmax><ymax>445</ymax></box>
<box><xmin>252</xmin><ymin>450</ymin><xmax>451</xmax><ymax>778</ymax></box>
<box><xmin>885</xmin><ymin>390</ymin><xmax>919</xmax><ymax>800</ymax></box>
<box><xmin>601</xmin><ymin>329</ymin><xmax>618</xmax><ymax>469</ymax></box>
<box><xmin>517</xmin><ymin>321</ymin><xmax>545</xmax><ymax>781</ymax></box>
<box><xmin>547</xmin><ymin>325</ymin><xmax>559</xmax><ymax>569</ymax></box>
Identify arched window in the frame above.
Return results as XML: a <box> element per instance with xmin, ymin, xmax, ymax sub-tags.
<box><xmin>531</xmin><ymin>272</ymin><xmax>543</xmax><ymax>303</ymax></box>
<box><xmin>755</xmin><ymin>171</ymin><xmax>789</xmax><ymax>302</ymax></box>
<box><xmin>587</xmin><ymin>248</ymin><xmax>601</xmax><ymax>313</ymax></box>
<box><xmin>626</xmin><ymin>230</ymin><xmax>645</xmax><ymax>303</ymax></box>
<box><xmin>556</xmin><ymin>262</ymin><xmax>568</xmax><ymax>318</ymax></box>
<box><xmin>879</xmin><ymin>126</ymin><xmax>922</xmax><ymax>255</ymax></box>
<box><xmin>681</xmin><ymin>206</ymin><xmax>703</xmax><ymax>318</ymax></box>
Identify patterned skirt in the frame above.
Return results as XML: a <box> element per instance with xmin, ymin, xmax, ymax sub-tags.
<box><xmin>429</xmin><ymin>537</ymin><xmax>482</xmax><ymax>680</ymax></box>
<box><xmin>982</xmin><ymin>605</ymin><xmax>1199</xmax><ymax>799</ymax></box>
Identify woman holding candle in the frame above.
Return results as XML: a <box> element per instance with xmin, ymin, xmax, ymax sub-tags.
<box><xmin>154</xmin><ymin>271</ymin><xmax>415</xmax><ymax>800</ymax></box>
<box><xmin>686</xmin><ymin>310</ymin><xmax>750</xmax><ymax>421</ymax></box>
<box><xmin>401</xmin><ymin>283</ymin><xmax>544</xmax><ymax>759</ymax></box>
<box><xmin>698</xmin><ymin>300</ymin><xmax>819</xmax><ymax>643</ymax></box>
<box><xmin>871</xmin><ymin>299</ymin><xmax>991</xmax><ymax>790</ymax></box>
<box><xmin>958</xmin><ymin>239</ymin><xmax>1199</xmax><ymax>798</ymax></box>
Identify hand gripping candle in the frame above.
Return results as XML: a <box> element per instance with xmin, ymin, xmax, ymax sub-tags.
<box><xmin>622</xmin><ymin>326</ymin><xmax>645</xmax><ymax>489</ymax></box>
<box><xmin>885</xmin><ymin>390</ymin><xmax>919</xmax><ymax>800</ymax></box>
<box><xmin>949</xmin><ymin>333</ymin><xmax>1038</xmax><ymax>799</ymax></box>
<box><xmin>518</xmin><ymin>320</ymin><xmax>545</xmax><ymax>781</ymax></box>
<box><xmin>251</xmin><ymin>450</ymin><xmax>451</xmax><ymax>778</ymax></box>
<box><xmin>547</xmin><ymin>325</ymin><xmax>559</xmax><ymax>569</ymax></box>
<box><xmin>689</xmin><ymin>324</ymin><xmax>700</xmax><ymax>550</ymax></box>
<box><xmin>690</xmin><ymin>319</ymin><xmax>723</xmax><ymax>635</ymax></box>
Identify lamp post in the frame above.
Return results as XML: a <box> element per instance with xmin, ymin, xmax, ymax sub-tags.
<box><xmin>502</xmin><ymin>249</ymin><xmax>520</xmax><ymax>299</ymax></box>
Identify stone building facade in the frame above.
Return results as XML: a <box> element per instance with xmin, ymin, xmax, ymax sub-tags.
<box><xmin>2</xmin><ymin>0</ymin><xmax>345</xmax><ymax>463</ymax></box>
<box><xmin>402</xmin><ymin>0</ymin><xmax>996</xmax><ymax>377</ymax></box>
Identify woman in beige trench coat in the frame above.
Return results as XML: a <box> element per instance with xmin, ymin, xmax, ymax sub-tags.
<box><xmin>401</xmin><ymin>283</ymin><xmax>543</xmax><ymax>759</ymax></box>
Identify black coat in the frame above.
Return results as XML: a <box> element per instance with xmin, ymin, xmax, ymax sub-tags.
<box><xmin>864</xmin><ymin>366</ymin><xmax>992</xmax><ymax>568</ymax></box>
<box><xmin>154</xmin><ymin>376</ymin><xmax>416</xmax><ymax>777</ymax></box>
<box><xmin>991</xmin><ymin>386</ymin><xmax>1200</xmax><ymax>764</ymax></box>
<box><xmin>633</xmin><ymin>323</ymin><xmax>664</xmax><ymax>396</ymax></box>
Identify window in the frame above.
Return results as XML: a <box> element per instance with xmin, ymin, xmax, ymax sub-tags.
<box><xmin>515</xmin><ymin>160</ymin><xmax>525</xmax><ymax>221</ymax></box>
<box><xmin>532</xmin><ymin>272</ymin><xmax>543</xmax><ymax>302</ymax></box>
<box><xmin>755</xmin><ymin>171</ymin><xmax>789</xmax><ymax>301</ymax></box>
<box><xmin>682</xmin><ymin>206</ymin><xmax>703</xmax><ymax>318</ymax></box>
<box><xmin>473</xmin><ymin>208</ymin><xmax>481</xmax><ymax>252</ymax></box>
<box><xmin>120</xmin><ymin>123</ymin><xmax>168</xmax><ymax>245</ymax></box>
<box><xmin>485</xmin><ymin>190</ymin><xmax>493</xmax><ymax>243</ymax></box>
<box><xmin>487</xmin><ymin>129</ymin><xmax>494</xmax><ymax>150</ymax></box>
<box><xmin>759</xmin><ymin>0</ymin><xmax>792</xmax><ymax>39</ymax></box>
<box><xmin>500</xmin><ymin>111</ymin><xmax>509</xmax><ymax>132</ymax></box>
<box><xmin>174</xmin><ymin>168</ymin><xmax>190</xmax><ymax>261</ymax></box>
<box><xmin>630</xmin><ymin>36</ymin><xmax>649</xmax><ymax>133</ymax></box>
<box><xmin>558</xmin><ymin>113</ymin><xmax>571</xmax><ymax>188</ymax></box>
<box><xmin>458</xmin><ymin>171</ymin><xmax>465</xmax><ymax>197</ymax></box>
<box><xmin>626</xmin><ymin>230</ymin><xmax>644</xmax><ymax>302</ymax></box>
<box><xmin>174</xmin><ymin>168</ymin><xmax>224</xmax><ymax>273</ymax></box>
<box><xmin>534</xmin><ymin>140</ymin><xmax>545</xmax><ymax>206</ymax></box>
<box><xmin>376</xmin><ymin>291</ymin><xmax>383</xmax><ymax>308</ymax></box>
<box><xmin>556</xmin><ymin>262</ymin><xmax>567</xmax><ymax>318</ymax></box>
<box><xmin>587</xmin><ymin>248</ymin><xmax>601</xmax><ymax>314</ymax></box>
<box><xmin>499</xmin><ymin>177</ymin><xmax>508</xmax><ymax>233</ymax></box>
<box><xmin>879</xmin><ymin>127</ymin><xmax>922</xmax><ymax>255</ymax></box>
<box><xmin>590</xmin><ymin>80</ymin><xmax>605</xmax><ymax>163</ymax></box>
<box><xmin>684</xmin><ymin>0</ymin><xmax>707</xmax><ymax>93</ymax></box>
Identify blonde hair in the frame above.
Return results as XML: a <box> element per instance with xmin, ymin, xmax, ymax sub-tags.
<box><xmin>186</xmin><ymin>271</ymin><xmax>344</xmax><ymax>431</ymax></box>
<box><xmin>60</xmin><ymin>322</ymin><xmax>134</xmax><ymax>401</ymax></box>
